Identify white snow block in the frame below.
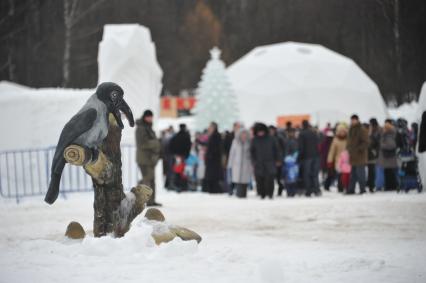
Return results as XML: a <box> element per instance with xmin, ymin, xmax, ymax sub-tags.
<box><xmin>98</xmin><ymin>24</ymin><xmax>163</xmax><ymax>135</ymax></box>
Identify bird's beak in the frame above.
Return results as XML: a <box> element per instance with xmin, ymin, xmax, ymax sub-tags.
<box><xmin>113</xmin><ymin>98</ymin><xmax>135</xmax><ymax>129</ymax></box>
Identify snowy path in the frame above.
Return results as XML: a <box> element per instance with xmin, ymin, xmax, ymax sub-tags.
<box><xmin>1</xmin><ymin>190</ymin><xmax>426</xmax><ymax>283</ymax></box>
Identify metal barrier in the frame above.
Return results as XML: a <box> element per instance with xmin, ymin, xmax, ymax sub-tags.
<box><xmin>0</xmin><ymin>144</ymin><xmax>140</xmax><ymax>203</ymax></box>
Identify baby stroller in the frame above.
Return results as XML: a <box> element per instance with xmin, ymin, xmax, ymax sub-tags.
<box><xmin>398</xmin><ymin>152</ymin><xmax>421</xmax><ymax>192</ymax></box>
<box><xmin>283</xmin><ymin>152</ymin><xmax>299</xmax><ymax>197</ymax></box>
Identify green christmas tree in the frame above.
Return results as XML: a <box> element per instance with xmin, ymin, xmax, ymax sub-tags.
<box><xmin>194</xmin><ymin>47</ymin><xmax>239</xmax><ymax>131</ymax></box>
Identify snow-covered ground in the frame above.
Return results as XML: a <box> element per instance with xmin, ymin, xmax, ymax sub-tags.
<box><xmin>1</xmin><ymin>189</ymin><xmax>425</xmax><ymax>283</ymax></box>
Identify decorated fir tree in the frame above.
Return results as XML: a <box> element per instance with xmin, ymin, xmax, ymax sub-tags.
<box><xmin>194</xmin><ymin>47</ymin><xmax>239</xmax><ymax>131</ymax></box>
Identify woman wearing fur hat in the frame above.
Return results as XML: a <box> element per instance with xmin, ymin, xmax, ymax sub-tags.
<box><xmin>326</xmin><ymin>123</ymin><xmax>348</xmax><ymax>192</ymax></box>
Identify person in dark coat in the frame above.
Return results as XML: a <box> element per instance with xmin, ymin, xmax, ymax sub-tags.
<box><xmin>160</xmin><ymin>126</ymin><xmax>174</xmax><ymax>189</ymax></box>
<box><xmin>223</xmin><ymin>122</ymin><xmax>241</xmax><ymax>193</ymax></box>
<box><xmin>223</xmin><ymin>122</ymin><xmax>241</xmax><ymax>158</ymax></box>
<box><xmin>411</xmin><ymin>122</ymin><xmax>419</xmax><ymax>151</ymax></box>
<box><xmin>136</xmin><ymin>110</ymin><xmax>161</xmax><ymax>206</ymax></box>
<box><xmin>168</xmin><ymin>124</ymin><xmax>192</xmax><ymax>191</ymax></box>
<box><xmin>367</xmin><ymin>118</ymin><xmax>381</xmax><ymax>192</ymax></box>
<box><xmin>346</xmin><ymin>114</ymin><xmax>369</xmax><ymax>194</ymax></box>
<box><xmin>285</xmin><ymin>128</ymin><xmax>298</xmax><ymax>156</ymax></box>
<box><xmin>269</xmin><ymin>125</ymin><xmax>286</xmax><ymax>196</ymax></box>
<box><xmin>298</xmin><ymin>120</ymin><xmax>321</xmax><ymax>197</ymax></box>
<box><xmin>169</xmin><ymin>124</ymin><xmax>192</xmax><ymax>159</ymax></box>
<box><xmin>320</xmin><ymin>128</ymin><xmax>334</xmax><ymax>191</ymax></box>
<box><xmin>251</xmin><ymin>123</ymin><xmax>279</xmax><ymax>199</ymax></box>
<box><xmin>202</xmin><ymin>122</ymin><xmax>224</xmax><ymax>193</ymax></box>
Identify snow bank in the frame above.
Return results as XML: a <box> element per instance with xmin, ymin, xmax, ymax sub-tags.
<box><xmin>227</xmin><ymin>42</ymin><xmax>389</xmax><ymax>127</ymax></box>
<box><xmin>0</xmin><ymin>81</ymin><xmax>92</xmax><ymax>151</ymax></box>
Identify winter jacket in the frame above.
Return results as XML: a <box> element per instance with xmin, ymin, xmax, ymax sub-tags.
<box><xmin>368</xmin><ymin>127</ymin><xmax>381</xmax><ymax>163</ymax></box>
<box><xmin>223</xmin><ymin>132</ymin><xmax>234</xmax><ymax>158</ymax></box>
<box><xmin>169</xmin><ymin>130</ymin><xmax>192</xmax><ymax>158</ymax></box>
<box><xmin>204</xmin><ymin>131</ymin><xmax>223</xmax><ymax>181</ymax></box>
<box><xmin>378</xmin><ymin>127</ymin><xmax>398</xmax><ymax>169</ymax></box>
<box><xmin>327</xmin><ymin>136</ymin><xmax>347</xmax><ymax>171</ymax></box>
<box><xmin>136</xmin><ymin>120</ymin><xmax>160</xmax><ymax>166</ymax></box>
<box><xmin>298</xmin><ymin>127</ymin><xmax>320</xmax><ymax>160</ymax></box>
<box><xmin>250</xmin><ymin>134</ymin><xmax>279</xmax><ymax>176</ymax></box>
<box><xmin>347</xmin><ymin>123</ymin><xmax>369</xmax><ymax>166</ymax></box>
<box><xmin>285</xmin><ymin>137</ymin><xmax>298</xmax><ymax>156</ymax></box>
<box><xmin>320</xmin><ymin>135</ymin><xmax>334</xmax><ymax>169</ymax></box>
<box><xmin>337</xmin><ymin>150</ymin><xmax>351</xmax><ymax>174</ymax></box>
<box><xmin>419</xmin><ymin>111</ymin><xmax>426</xmax><ymax>153</ymax></box>
<box><xmin>227</xmin><ymin>130</ymin><xmax>252</xmax><ymax>184</ymax></box>
<box><xmin>272</xmin><ymin>133</ymin><xmax>286</xmax><ymax>159</ymax></box>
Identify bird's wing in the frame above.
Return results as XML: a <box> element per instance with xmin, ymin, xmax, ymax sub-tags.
<box><xmin>52</xmin><ymin>108</ymin><xmax>98</xmax><ymax>173</ymax></box>
<box><xmin>46</xmin><ymin>108</ymin><xmax>98</xmax><ymax>204</ymax></box>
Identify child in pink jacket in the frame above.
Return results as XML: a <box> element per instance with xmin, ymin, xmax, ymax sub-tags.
<box><xmin>338</xmin><ymin>150</ymin><xmax>351</xmax><ymax>192</ymax></box>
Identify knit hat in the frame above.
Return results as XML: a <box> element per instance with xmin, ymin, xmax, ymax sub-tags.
<box><xmin>142</xmin><ymin>109</ymin><xmax>153</xmax><ymax>119</ymax></box>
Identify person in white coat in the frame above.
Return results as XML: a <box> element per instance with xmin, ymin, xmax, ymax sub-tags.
<box><xmin>227</xmin><ymin>128</ymin><xmax>253</xmax><ymax>198</ymax></box>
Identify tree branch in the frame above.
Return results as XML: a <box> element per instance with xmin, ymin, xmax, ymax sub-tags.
<box><xmin>70</xmin><ymin>0</ymin><xmax>106</xmax><ymax>28</ymax></box>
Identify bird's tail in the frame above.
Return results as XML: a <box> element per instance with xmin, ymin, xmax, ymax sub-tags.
<box><xmin>44</xmin><ymin>157</ymin><xmax>66</xmax><ymax>204</ymax></box>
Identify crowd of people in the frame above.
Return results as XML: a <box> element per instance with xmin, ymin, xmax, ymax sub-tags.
<box><xmin>135</xmin><ymin>109</ymin><xmax>422</xmax><ymax>204</ymax></box>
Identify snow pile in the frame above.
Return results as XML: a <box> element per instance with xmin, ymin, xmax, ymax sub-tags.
<box><xmin>0</xmin><ymin>81</ymin><xmax>92</xmax><ymax>150</ymax></box>
<box><xmin>98</xmin><ymin>24</ymin><xmax>163</xmax><ymax>121</ymax></box>
<box><xmin>388</xmin><ymin>101</ymin><xmax>419</xmax><ymax>125</ymax></box>
<box><xmin>227</xmin><ymin>42</ymin><xmax>389</xmax><ymax>127</ymax></box>
<box><xmin>1</xmin><ymin>191</ymin><xmax>426</xmax><ymax>283</ymax></box>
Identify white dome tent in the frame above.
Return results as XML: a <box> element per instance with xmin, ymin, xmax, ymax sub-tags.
<box><xmin>227</xmin><ymin>42</ymin><xmax>388</xmax><ymax>127</ymax></box>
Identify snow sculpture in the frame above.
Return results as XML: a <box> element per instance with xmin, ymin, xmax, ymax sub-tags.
<box><xmin>227</xmin><ymin>42</ymin><xmax>389</xmax><ymax>127</ymax></box>
<box><xmin>194</xmin><ymin>47</ymin><xmax>239</xmax><ymax>131</ymax></box>
<box><xmin>98</xmin><ymin>24</ymin><xmax>163</xmax><ymax>131</ymax></box>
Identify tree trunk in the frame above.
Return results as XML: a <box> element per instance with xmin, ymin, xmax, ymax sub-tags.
<box><xmin>92</xmin><ymin>118</ymin><xmax>152</xmax><ymax>237</ymax></box>
<box><xmin>393</xmin><ymin>0</ymin><xmax>402</xmax><ymax>104</ymax></box>
<box><xmin>63</xmin><ymin>0</ymin><xmax>73</xmax><ymax>88</ymax></box>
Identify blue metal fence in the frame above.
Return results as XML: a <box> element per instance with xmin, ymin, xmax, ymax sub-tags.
<box><xmin>0</xmin><ymin>144</ymin><xmax>140</xmax><ymax>203</ymax></box>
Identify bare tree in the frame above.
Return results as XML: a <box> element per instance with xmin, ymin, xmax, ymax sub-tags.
<box><xmin>393</xmin><ymin>0</ymin><xmax>402</xmax><ymax>103</ymax></box>
<box><xmin>62</xmin><ymin>0</ymin><xmax>105</xmax><ymax>87</ymax></box>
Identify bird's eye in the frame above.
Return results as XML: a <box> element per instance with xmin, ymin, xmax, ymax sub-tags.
<box><xmin>111</xmin><ymin>91</ymin><xmax>118</xmax><ymax>100</ymax></box>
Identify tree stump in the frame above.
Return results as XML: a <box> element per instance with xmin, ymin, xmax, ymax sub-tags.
<box><xmin>64</xmin><ymin>114</ymin><xmax>152</xmax><ymax>238</ymax></box>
